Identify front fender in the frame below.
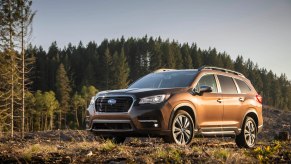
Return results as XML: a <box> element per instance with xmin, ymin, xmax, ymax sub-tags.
<box><xmin>168</xmin><ymin>101</ymin><xmax>198</xmax><ymax>130</ymax></box>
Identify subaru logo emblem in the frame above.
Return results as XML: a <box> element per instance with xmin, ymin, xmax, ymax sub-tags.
<box><xmin>107</xmin><ymin>99</ymin><xmax>117</xmax><ymax>105</ymax></box>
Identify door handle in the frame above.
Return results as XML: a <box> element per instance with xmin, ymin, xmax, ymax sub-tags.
<box><xmin>217</xmin><ymin>99</ymin><xmax>222</xmax><ymax>103</ymax></box>
<box><xmin>239</xmin><ymin>98</ymin><xmax>244</xmax><ymax>102</ymax></box>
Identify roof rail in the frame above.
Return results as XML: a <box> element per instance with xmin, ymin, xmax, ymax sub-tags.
<box><xmin>154</xmin><ymin>68</ymin><xmax>176</xmax><ymax>73</ymax></box>
<box><xmin>198</xmin><ymin>66</ymin><xmax>245</xmax><ymax>77</ymax></box>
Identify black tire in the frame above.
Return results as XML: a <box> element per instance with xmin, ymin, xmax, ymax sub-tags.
<box><xmin>164</xmin><ymin>110</ymin><xmax>194</xmax><ymax>145</ymax></box>
<box><xmin>235</xmin><ymin>117</ymin><xmax>257</xmax><ymax>148</ymax></box>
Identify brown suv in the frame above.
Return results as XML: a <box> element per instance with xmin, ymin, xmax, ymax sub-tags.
<box><xmin>87</xmin><ymin>66</ymin><xmax>263</xmax><ymax>148</ymax></box>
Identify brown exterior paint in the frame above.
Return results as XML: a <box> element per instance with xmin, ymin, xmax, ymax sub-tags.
<box><xmin>88</xmin><ymin>68</ymin><xmax>263</xmax><ymax>140</ymax></box>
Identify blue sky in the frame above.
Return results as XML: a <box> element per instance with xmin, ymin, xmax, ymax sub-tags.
<box><xmin>31</xmin><ymin>0</ymin><xmax>291</xmax><ymax>79</ymax></box>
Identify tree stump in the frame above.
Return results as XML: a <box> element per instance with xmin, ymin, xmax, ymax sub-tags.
<box><xmin>278</xmin><ymin>131</ymin><xmax>290</xmax><ymax>141</ymax></box>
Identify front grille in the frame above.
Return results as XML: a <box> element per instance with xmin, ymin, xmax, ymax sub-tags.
<box><xmin>95</xmin><ymin>96</ymin><xmax>133</xmax><ymax>112</ymax></box>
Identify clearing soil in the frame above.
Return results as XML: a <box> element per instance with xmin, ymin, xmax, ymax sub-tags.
<box><xmin>0</xmin><ymin>107</ymin><xmax>290</xmax><ymax>163</ymax></box>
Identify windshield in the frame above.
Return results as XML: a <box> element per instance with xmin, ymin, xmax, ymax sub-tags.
<box><xmin>129</xmin><ymin>70</ymin><xmax>198</xmax><ymax>89</ymax></box>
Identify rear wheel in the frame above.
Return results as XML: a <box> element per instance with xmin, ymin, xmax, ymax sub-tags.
<box><xmin>235</xmin><ymin>117</ymin><xmax>257</xmax><ymax>148</ymax></box>
<box><xmin>164</xmin><ymin>110</ymin><xmax>194</xmax><ymax>145</ymax></box>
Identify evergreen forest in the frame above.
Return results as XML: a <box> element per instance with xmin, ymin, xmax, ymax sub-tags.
<box><xmin>1</xmin><ymin>0</ymin><xmax>291</xmax><ymax>136</ymax></box>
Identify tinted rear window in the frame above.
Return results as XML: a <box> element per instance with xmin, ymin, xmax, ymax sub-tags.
<box><xmin>235</xmin><ymin>79</ymin><xmax>251</xmax><ymax>93</ymax></box>
<box><xmin>217</xmin><ymin>75</ymin><xmax>238</xmax><ymax>94</ymax></box>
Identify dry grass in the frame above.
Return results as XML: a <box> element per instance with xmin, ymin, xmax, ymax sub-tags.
<box><xmin>212</xmin><ymin>148</ymin><xmax>230</xmax><ymax>161</ymax></box>
<box><xmin>0</xmin><ymin>130</ymin><xmax>290</xmax><ymax>163</ymax></box>
<box><xmin>20</xmin><ymin>144</ymin><xmax>58</xmax><ymax>160</ymax></box>
<box><xmin>1</xmin><ymin>107</ymin><xmax>290</xmax><ymax>163</ymax></box>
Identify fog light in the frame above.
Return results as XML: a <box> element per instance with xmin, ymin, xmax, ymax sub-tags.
<box><xmin>154</xmin><ymin>123</ymin><xmax>159</xmax><ymax>128</ymax></box>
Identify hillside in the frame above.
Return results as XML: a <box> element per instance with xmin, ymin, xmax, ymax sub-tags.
<box><xmin>259</xmin><ymin>106</ymin><xmax>291</xmax><ymax>141</ymax></box>
<box><xmin>2</xmin><ymin>36</ymin><xmax>291</xmax><ymax>139</ymax></box>
<box><xmin>0</xmin><ymin>107</ymin><xmax>290</xmax><ymax>163</ymax></box>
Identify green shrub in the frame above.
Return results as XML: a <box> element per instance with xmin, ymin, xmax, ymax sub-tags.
<box><xmin>99</xmin><ymin>140</ymin><xmax>116</xmax><ymax>152</ymax></box>
<box><xmin>252</xmin><ymin>141</ymin><xmax>281</xmax><ymax>162</ymax></box>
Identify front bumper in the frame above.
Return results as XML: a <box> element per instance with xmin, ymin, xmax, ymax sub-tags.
<box><xmin>87</xmin><ymin>102</ymin><xmax>172</xmax><ymax>137</ymax></box>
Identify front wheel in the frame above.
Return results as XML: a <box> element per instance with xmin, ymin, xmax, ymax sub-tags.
<box><xmin>235</xmin><ymin>117</ymin><xmax>257</xmax><ymax>148</ymax></box>
<box><xmin>164</xmin><ymin>110</ymin><xmax>194</xmax><ymax>145</ymax></box>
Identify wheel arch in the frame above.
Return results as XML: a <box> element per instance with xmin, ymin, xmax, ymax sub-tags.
<box><xmin>241</xmin><ymin>109</ymin><xmax>259</xmax><ymax>132</ymax></box>
<box><xmin>168</xmin><ymin>103</ymin><xmax>197</xmax><ymax>130</ymax></box>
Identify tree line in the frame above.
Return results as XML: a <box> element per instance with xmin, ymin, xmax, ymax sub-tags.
<box><xmin>19</xmin><ymin>36</ymin><xmax>291</xmax><ymax>131</ymax></box>
<box><xmin>0</xmin><ymin>0</ymin><xmax>35</xmax><ymax>137</ymax></box>
<box><xmin>1</xmin><ymin>1</ymin><xmax>291</xmax><ymax>136</ymax></box>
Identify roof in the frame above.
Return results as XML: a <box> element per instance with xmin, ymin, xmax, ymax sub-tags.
<box><xmin>153</xmin><ymin>66</ymin><xmax>245</xmax><ymax>77</ymax></box>
<box><xmin>198</xmin><ymin>66</ymin><xmax>245</xmax><ymax>77</ymax></box>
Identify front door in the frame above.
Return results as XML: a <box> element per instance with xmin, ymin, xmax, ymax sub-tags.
<box><xmin>193</xmin><ymin>74</ymin><xmax>223</xmax><ymax>128</ymax></box>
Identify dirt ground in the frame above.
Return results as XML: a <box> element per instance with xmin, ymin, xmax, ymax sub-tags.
<box><xmin>0</xmin><ymin>107</ymin><xmax>290</xmax><ymax>163</ymax></box>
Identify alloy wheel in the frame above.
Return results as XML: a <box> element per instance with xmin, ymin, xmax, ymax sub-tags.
<box><xmin>172</xmin><ymin>114</ymin><xmax>193</xmax><ymax>145</ymax></box>
<box><xmin>244</xmin><ymin>120</ymin><xmax>256</xmax><ymax>147</ymax></box>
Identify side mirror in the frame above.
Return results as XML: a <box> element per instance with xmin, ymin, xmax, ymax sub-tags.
<box><xmin>199</xmin><ymin>85</ymin><xmax>212</xmax><ymax>93</ymax></box>
<box><xmin>193</xmin><ymin>85</ymin><xmax>212</xmax><ymax>95</ymax></box>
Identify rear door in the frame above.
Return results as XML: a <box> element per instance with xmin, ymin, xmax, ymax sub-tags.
<box><xmin>217</xmin><ymin>75</ymin><xmax>242</xmax><ymax>128</ymax></box>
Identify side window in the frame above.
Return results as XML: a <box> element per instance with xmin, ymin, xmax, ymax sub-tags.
<box><xmin>196</xmin><ymin>74</ymin><xmax>218</xmax><ymax>93</ymax></box>
<box><xmin>217</xmin><ymin>75</ymin><xmax>238</xmax><ymax>94</ymax></box>
<box><xmin>235</xmin><ymin>79</ymin><xmax>251</xmax><ymax>93</ymax></box>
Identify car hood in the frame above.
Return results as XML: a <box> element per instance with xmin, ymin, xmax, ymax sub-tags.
<box><xmin>96</xmin><ymin>87</ymin><xmax>188</xmax><ymax>98</ymax></box>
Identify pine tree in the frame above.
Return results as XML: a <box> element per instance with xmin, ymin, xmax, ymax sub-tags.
<box><xmin>82</xmin><ymin>62</ymin><xmax>96</xmax><ymax>86</ymax></box>
<box><xmin>234</xmin><ymin>55</ymin><xmax>247</xmax><ymax>76</ymax></box>
<box><xmin>181</xmin><ymin>44</ymin><xmax>193</xmax><ymax>69</ymax></box>
<box><xmin>47</xmin><ymin>42</ymin><xmax>60</xmax><ymax>91</ymax></box>
<box><xmin>0</xmin><ymin>52</ymin><xmax>10</xmax><ymax>132</ymax></box>
<box><xmin>0</xmin><ymin>0</ymin><xmax>23</xmax><ymax>137</ymax></box>
<box><xmin>56</xmin><ymin>63</ymin><xmax>71</xmax><ymax>129</ymax></box>
<box><xmin>191</xmin><ymin>44</ymin><xmax>202</xmax><ymax>68</ymax></box>
<box><xmin>272</xmin><ymin>77</ymin><xmax>282</xmax><ymax>108</ymax></box>
<box><xmin>170</xmin><ymin>41</ymin><xmax>182</xmax><ymax>69</ymax></box>
<box><xmin>149</xmin><ymin>37</ymin><xmax>162</xmax><ymax>71</ymax></box>
<box><xmin>18</xmin><ymin>0</ymin><xmax>35</xmax><ymax>138</ymax></box>
<box><xmin>161</xmin><ymin>41</ymin><xmax>175</xmax><ymax>68</ymax></box>
<box><xmin>111</xmin><ymin>48</ymin><xmax>130</xmax><ymax>89</ymax></box>
<box><xmin>103</xmin><ymin>47</ymin><xmax>112</xmax><ymax>89</ymax></box>
<box><xmin>221</xmin><ymin>52</ymin><xmax>234</xmax><ymax>69</ymax></box>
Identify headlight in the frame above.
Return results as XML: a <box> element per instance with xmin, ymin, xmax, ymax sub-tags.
<box><xmin>139</xmin><ymin>94</ymin><xmax>167</xmax><ymax>104</ymax></box>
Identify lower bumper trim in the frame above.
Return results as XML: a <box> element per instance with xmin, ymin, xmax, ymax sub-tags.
<box><xmin>91</xmin><ymin>119</ymin><xmax>133</xmax><ymax>131</ymax></box>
